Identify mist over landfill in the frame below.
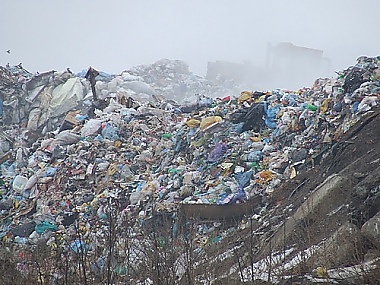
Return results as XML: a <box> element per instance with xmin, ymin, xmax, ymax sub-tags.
<box><xmin>1</xmin><ymin>1</ymin><xmax>380</xmax><ymax>285</ymax></box>
<box><xmin>1</xmin><ymin>0</ymin><xmax>380</xmax><ymax>91</ymax></box>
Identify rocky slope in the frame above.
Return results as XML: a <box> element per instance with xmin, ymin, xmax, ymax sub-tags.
<box><xmin>210</xmin><ymin>107</ymin><xmax>380</xmax><ymax>284</ymax></box>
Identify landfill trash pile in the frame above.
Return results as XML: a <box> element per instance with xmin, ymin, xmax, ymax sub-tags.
<box><xmin>0</xmin><ymin>56</ymin><xmax>379</xmax><ymax>283</ymax></box>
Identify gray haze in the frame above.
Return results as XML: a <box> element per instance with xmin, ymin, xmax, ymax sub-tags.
<box><xmin>1</xmin><ymin>0</ymin><xmax>379</xmax><ymax>90</ymax></box>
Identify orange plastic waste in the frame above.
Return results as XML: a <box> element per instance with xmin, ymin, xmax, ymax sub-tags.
<box><xmin>257</xmin><ymin>170</ymin><xmax>274</xmax><ymax>183</ymax></box>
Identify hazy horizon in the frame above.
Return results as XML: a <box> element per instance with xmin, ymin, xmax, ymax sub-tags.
<box><xmin>1</xmin><ymin>0</ymin><xmax>379</xmax><ymax>89</ymax></box>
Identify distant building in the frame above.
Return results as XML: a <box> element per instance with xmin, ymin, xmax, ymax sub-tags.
<box><xmin>206</xmin><ymin>42</ymin><xmax>331</xmax><ymax>90</ymax></box>
<box><xmin>266</xmin><ymin>42</ymin><xmax>331</xmax><ymax>89</ymax></box>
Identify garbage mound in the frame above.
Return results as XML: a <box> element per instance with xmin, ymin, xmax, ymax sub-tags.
<box><xmin>0</xmin><ymin>56</ymin><xmax>379</xmax><ymax>283</ymax></box>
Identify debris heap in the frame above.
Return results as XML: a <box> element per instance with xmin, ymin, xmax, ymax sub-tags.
<box><xmin>0</xmin><ymin>56</ymin><xmax>379</xmax><ymax>283</ymax></box>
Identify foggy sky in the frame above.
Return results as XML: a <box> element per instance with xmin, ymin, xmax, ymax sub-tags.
<box><xmin>1</xmin><ymin>0</ymin><xmax>379</xmax><ymax>89</ymax></box>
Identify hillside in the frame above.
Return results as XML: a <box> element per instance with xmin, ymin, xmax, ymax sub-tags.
<box><xmin>211</xmin><ymin>107</ymin><xmax>380</xmax><ymax>284</ymax></box>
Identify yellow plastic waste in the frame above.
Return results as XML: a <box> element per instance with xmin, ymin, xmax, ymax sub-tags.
<box><xmin>257</xmin><ymin>170</ymin><xmax>274</xmax><ymax>183</ymax></box>
<box><xmin>315</xmin><ymin>266</ymin><xmax>329</xmax><ymax>278</ymax></box>
<box><xmin>289</xmin><ymin>166</ymin><xmax>297</xmax><ymax>179</ymax></box>
<box><xmin>238</xmin><ymin>91</ymin><xmax>252</xmax><ymax>103</ymax></box>
<box><xmin>79</xmin><ymin>224</ymin><xmax>88</xmax><ymax>234</ymax></box>
<box><xmin>142</xmin><ymin>181</ymin><xmax>156</xmax><ymax>193</ymax></box>
<box><xmin>249</xmin><ymin>134</ymin><xmax>261</xmax><ymax>142</ymax></box>
<box><xmin>220</xmin><ymin>162</ymin><xmax>234</xmax><ymax>170</ymax></box>
<box><xmin>185</xmin><ymin>118</ymin><xmax>201</xmax><ymax>128</ymax></box>
<box><xmin>200</xmin><ymin>116</ymin><xmax>222</xmax><ymax>131</ymax></box>
<box><xmin>114</xmin><ymin>140</ymin><xmax>122</xmax><ymax>148</ymax></box>
<box><xmin>320</xmin><ymin>99</ymin><xmax>330</xmax><ymax>114</ymax></box>
<box><xmin>108</xmin><ymin>163</ymin><xmax>118</xmax><ymax>176</ymax></box>
<box><xmin>256</xmin><ymin>94</ymin><xmax>267</xmax><ymax>102</ymax></box>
